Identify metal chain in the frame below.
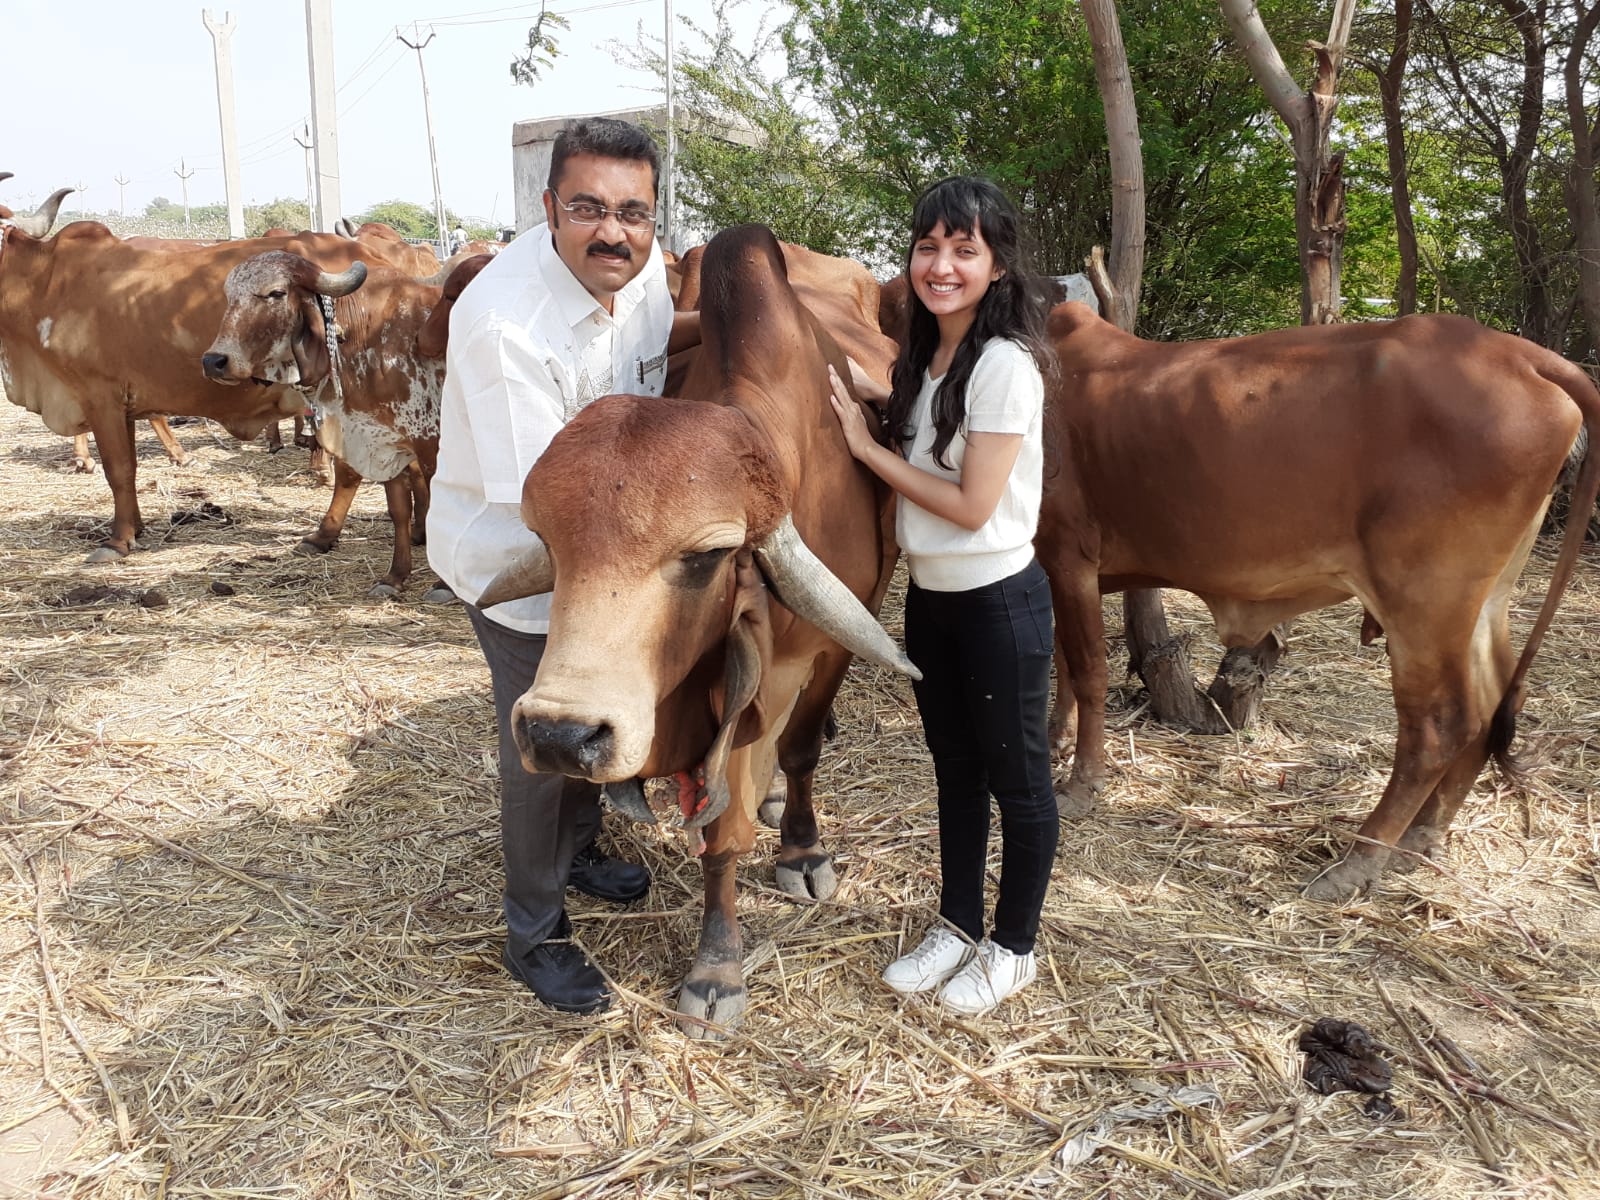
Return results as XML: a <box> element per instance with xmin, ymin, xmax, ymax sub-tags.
<box><xmin>317</xmin><ymin>293</ymin><xmax>343</xmax><ymax>405</ymax></box>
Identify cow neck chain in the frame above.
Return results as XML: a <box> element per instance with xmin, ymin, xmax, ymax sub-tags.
<box><xmin>318</xmin><ymin>293</ymin><xmax>344</xmax><ymax>405</ymax></box>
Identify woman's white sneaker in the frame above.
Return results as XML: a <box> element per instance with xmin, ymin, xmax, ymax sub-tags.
<box><xmin>882</xmin><ymin>927</ymin><xmax>973</xmax><ymax>994</ymax></box>
<box><xmin>937</xmin><ymin>939</ymin><xmax>1037</xmax><ymax>1015</ymax></box>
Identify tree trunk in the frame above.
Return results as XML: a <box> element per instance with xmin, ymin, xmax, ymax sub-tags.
<box><xmin>1220</xmin><ymin>0</ymin><xmax>1356</xmax><ymax>325</ymax></box>
<box><xmin>1081</xmin><ymin>0</ymin><xmax>1217</xmax><ymax>732</ymax></box>
<box><xmin>1565</xmin><ymin>2</ymin><xmax>1600</xmax><ymax>363</ymax></box>
<box><xmin>1375</xmin><ymin>0</ymin><xmax>1418</xmax><ymax>315</ymax></box>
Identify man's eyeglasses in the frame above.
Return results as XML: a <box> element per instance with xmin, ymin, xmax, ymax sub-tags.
<box><xmin>549</xmin><ymin>192</ymin><xmax>657</xmax><ymax>231</ymax></box>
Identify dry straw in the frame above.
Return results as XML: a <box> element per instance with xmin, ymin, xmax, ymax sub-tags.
<box><xmin>1</xmin><ymin>404</ymin><xmax>1597</xmax><ymax>1198</ymax></box>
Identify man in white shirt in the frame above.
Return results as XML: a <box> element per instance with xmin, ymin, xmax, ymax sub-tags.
<box><xmin>428</xmin><ymin>117</ymin><xmax>695</xmax><ymax>1013</ymax></box>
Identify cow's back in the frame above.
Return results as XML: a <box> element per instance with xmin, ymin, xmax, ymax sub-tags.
<box><xmin>1046</xmin><ymin>307</ymin><xmax>1583</xmax><ymax>589</ymax></box>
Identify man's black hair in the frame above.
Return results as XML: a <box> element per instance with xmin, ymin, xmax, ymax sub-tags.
<box><xmin>547</xmin><ymin>117</ymin><xmax>661</xmax><ymax>198</ymax></box>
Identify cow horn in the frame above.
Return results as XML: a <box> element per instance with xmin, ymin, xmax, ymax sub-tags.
<box><xmin>313</xmin><ymin>262</ymin><xmax>368</xmax><ymax>297</ymax></box>
<box><xmin>754</xmin><ymin>514</ymin><xmax>921</xmax><ymax>679</ymax></box>
<box><xmin>10</xmin><ymin>186</ymin><xmax>74</xmax><ymax>238</ymax></box>
<box><xmin>0</xmin><ymin>172</ymin><xmax>13</xmax><ymax>184</ymax></box>
<box><xmin>476</xmin><ymin>538</ymin><xmax>555</xmax><ymax>607</ymax></box>
<box><xmin>334</xmin><ymin>217</ymin><xmax>358</xmax><ymax>239</ymax></box>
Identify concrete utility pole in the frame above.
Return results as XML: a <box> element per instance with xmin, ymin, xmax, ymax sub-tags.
<box><xmin>114</xmin><ymin>173</ymin><xmax>130</xmax><ymax>218</ymax></box>
<box><xmin>397</xmin><ymin>25</ymin><xmax>451</xmax><ymax>258</ymax></box>
<box><xmin>75</xmin><ymin>181</ymin><xmax>88</xmax><ymax>221</ymax></box>
<box><xmin>202</xmin><ymin>9</ymin><xmax>247</xmax><ymax>239</ymax></box>
<box><xmin>175</xmin><ymin>159</ymin><xmax>195</xmax><ymax>229</ymax></box>
<box><xmin>304</xmin><ymin>0</ymin><xmax>342</xmax><ymax>230</ymax></box>
<box><xmin>663</xmin><ymin>0</ymin><xmax>675</xmax><ymax>251</ymax></box>
<box><xmin>294</xmin><ymin>123</ymin><xmax>317</xmax><ymax>226</ymax></box>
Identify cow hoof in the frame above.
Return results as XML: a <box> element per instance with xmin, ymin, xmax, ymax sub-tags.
<box><xmin>84</xmin><ymin>545</ymin><xmax>125</xmax><ymax>564</ymax></box>
<box><xmin>676</xmin><ymin>973</ymin><xmax>746</xmax><ymax>1039</ymax></box>
<box><xmin>1303</xmin><ymin>857</ymin><xmax>1380</xmax><ymax>903</ymax></box>
<box><xmin>757</xmin><ymin>797</ymin><xmax>784</xmax><ymax>829</ymax></box>
<box><xmin>776</xmin><ymin>851</ymin><xmax>837</xmax><ymax>901</ymax></box>
<box><xmin>368</xmin><ymin>582</ymin><xmax>401</xmax><ymax>601</ymax></box>
<box><xmin>1055</xmin><ymin>777</ymin><xmax>1101</xmax><ymax>819</ymax></box>
<box><xmin>294</xmin><ymin>538</ymin><xmax>333</xmax><ymax>556</ymax></box>
<box><xmin>1391</xmin><ymin>827</ymin><xmax>1446</xmax><ymax>874</ymax></box>
<box><xmin>74</xmin><ymin>460</ymin><xmax>96</xmax><ymax>475</ymax></box>
<box><xmin>421</xmin><ymin>585</ymin><xmax>458</xmax><ymax>605</ymax></box>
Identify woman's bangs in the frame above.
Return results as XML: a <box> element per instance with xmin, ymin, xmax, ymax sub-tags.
<box><xmin>910</xmin><ymin>183</ymin><xmax>985</xmax><ymax>243</ymax></box>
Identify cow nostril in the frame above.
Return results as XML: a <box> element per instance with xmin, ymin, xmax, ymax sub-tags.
<box><xmin>519</xmin><ymin>716</ymin><xmax>615</xmax><ymax>776</ymax></box>
<box><xmin>201</xmin><ymin>352</ymin><xmax>229</xmax><ymax>378</ymax></box>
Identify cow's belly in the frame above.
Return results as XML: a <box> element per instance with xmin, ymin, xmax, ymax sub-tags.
<box><xmin>0</xmin><ymin>347</ymin><xmax>90</xmax><ymax>435</ymax></box>
<box><xmin>1201</xmin><ymin>586</ymin><xmax>1356</xmax><ymax>646</ymax></box>
<box><xmin>315</xmin><ymin>405</ymin><xmax>415</xmax><ymax>481</ymax></box>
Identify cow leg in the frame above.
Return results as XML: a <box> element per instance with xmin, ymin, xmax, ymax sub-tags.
<box><xmin>263</xmin><ymin>420</ymin><xmax>285</xmax><ymax>453</ymax></box>
<box><xmin>1046</xmin><ymin>562</ymin><xmax>1108</xmax><ymax>818</ymax></box>
<box><xmin>84</xmin><ymin>410</ymin><xmax>141</xmax><ymax>562</ymax></box>
<box><xmin>370</xmin><ymin>473</ymin><xmax>415</xmax><ymax>599</ymax></box>
<box><xmin>1047</xmin><ymin>637</ymin><xmax>1078</xmax><ymax>754</ymax></box>
<box><xmin>773</xmin><ymin>659</ymin><xmax>847</xmax><ymax>901</ymax></box>
<box><xmin>147</xmin><ymin>417</ymin><xmax>191</xmax><ymax>467</ymax></box>
<box><xmin>298</xmin><ymin>458</ymin><xmax>362</xmax><ymax>556</ymax></box>
<box><xmin>1304</xmin><ymin>627</ymin><xmax>1484</xmax><ymax>901</ymax></box>
<box><xmin>406</xmin><ymin>458</ymin><xmax>431</xmax><ymax>546</ymax></box>
<box><xmin>677</xmin><ymin>805</ymin><xmax>756</xmax><ymax>1039</ymax></box>
<box><xmin>71</xmin><ymin>434</ymin><xmax>95</xmax><ymax>474</ymax></box>
<box><xmin>1394</xmin><ymin>527</ymin><xmax>1533</xmax><ymax>872</ymax></box>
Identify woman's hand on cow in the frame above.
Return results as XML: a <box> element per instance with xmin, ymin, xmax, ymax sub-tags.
<box><xmin>828</xmin><ymin>364</ymin><xmax>877</xmax><ymax>459</ymax></box>
<box><xmin>843</xmin><ymin>355</ymin><xmax>889</xmax><ymax>402</ymax></box>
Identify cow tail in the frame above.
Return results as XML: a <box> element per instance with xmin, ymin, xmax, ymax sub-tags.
<box><xmin>1488</xmin><ymin>357</ymin><xmax>1600</xmax><ymax>776</ymax></box>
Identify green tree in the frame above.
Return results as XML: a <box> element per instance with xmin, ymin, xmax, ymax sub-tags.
<box><xmin>354</xmin><ymin>200</ymin><xmax>439</xmax><ymax>240</ymax></box>
<box><xmin>786</xmin><ymin>0</ymin><xmax>1328</xmax><ymax>335</ymax></box>
<box><xmin>626</xmin><ymin>3</ymin><xmax>896</xmax><ymax>261</ymax></box>
<box><xmin>244</xmin><ymin>198</ymin><xmax>311</xmax><ymax>237</ymax></box>
<box><xmin>510</xmin><ymin>4</ymin><xmax>569</xmax><ymax>85</ymax></box>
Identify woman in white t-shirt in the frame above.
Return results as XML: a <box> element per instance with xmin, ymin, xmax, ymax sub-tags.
<box><xmin>828</xmin><ymin>176</ymin><xmax>1057</xmax><ymax>1016</ymax></box>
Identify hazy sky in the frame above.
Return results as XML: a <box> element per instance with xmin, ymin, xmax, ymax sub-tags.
<box><xmin>5</xmin><ymin>0</ymin><xmax>764</xmax><ymax>226</ymax></box>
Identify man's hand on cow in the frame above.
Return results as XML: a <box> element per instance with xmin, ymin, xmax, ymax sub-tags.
<box><xmin>827</xmin><ymin>364</ymin><xmax>878</xmax><ymax>459</ymax></box>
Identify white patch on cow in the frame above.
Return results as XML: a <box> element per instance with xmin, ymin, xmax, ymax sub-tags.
<box><xmin>36</xmin><ymin>317</ymin><xmax>52</xmax><ymax>347</ymax></box>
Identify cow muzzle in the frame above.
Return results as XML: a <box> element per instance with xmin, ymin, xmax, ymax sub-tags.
<box><xmin>201</xmin><ymin>352</ymin><xmax>236</xmax><ymax>382</ymax></box>
<box><xmin>512</xmin><ymin>712</ymin><xmax>615</xmax><ymax>779</ymax></box>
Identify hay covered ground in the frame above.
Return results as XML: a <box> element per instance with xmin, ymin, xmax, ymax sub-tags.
<box><xmin>1</xmin><ymin>401</ymin><xmax>1598</xmax><ymax>1200</ymax></box>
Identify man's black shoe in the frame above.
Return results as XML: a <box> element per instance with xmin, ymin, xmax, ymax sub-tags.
<box><xmin>568</xmin><ymin>843</ymin><xmax>651</xmax><ymax>903</ymax></box>
<box><xmin>503</xmin><ymin>940</ymin><xmax>612</xmax><ymax>1014</ymax></box>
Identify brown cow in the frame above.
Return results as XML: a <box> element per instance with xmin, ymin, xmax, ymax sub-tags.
<box><xmin>1036</xmin><ymin>304</ymin><xmax>1600</xmax><ymax>901</ymax></box>
<box><xmin>476</xmin><ymin>225</ymin><xmax>912</xmax><ymax>1036</ymax></box>
<box><xmin>415</xmin><ymin>253</ymin><xmax>494</xmax><ymax>359</ymax></box>
<box><xmin>0</xmin><ymin>222</ymin><xmax>385</xmax><ymax>561</ymax></box>
<box><xmin>333</xmin><ymin>219</ymin><xmax>440</xmax><ymax>277</ymax></box>
<box><xmin>202</xmin><ymin>251</ymin><xmax>447</xmax><ymax>598</ymax></box>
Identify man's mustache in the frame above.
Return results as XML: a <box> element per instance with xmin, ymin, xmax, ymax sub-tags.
<box><xmin>588</xmin><ymin>241</ymin><xmax>632</xmax><ymax>260</ymax></box>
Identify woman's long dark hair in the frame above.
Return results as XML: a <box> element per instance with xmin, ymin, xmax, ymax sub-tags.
<box><xmin>886</xmin><ymin>176</ymin><xmax>1053</xmax><ymax>470</ymax></box>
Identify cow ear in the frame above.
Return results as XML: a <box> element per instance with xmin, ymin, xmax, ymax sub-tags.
<box><xmin>291</xmin><ymin>293</ymin><xmax>330</xmax><ymax>385</ymax></box>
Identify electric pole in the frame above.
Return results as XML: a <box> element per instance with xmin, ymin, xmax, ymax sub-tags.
<box><xmin>397</xmin><ymin>25</ymin><xmax>451</xmax><ymax>259</ymax></box>
<box><xmin>175</xmin><ymin>159</ymin><xmax>195</xmax><ymax>229</ymax></box>
<box><xmin>663</xmin><ymin>0</ymin><xmax>675</xmax><ymax>251</ymax></box>
<box><xmin>293</xmin><ymin>123</ymin><xmax>316</xmax><ymax>228</ymax></box>
<box><xmin>75</xmin><ymin>181</ymin><xmax>88</xmax><ymax>222</ymax></box>
<box><xmin>114</xmin><ymin>173</ymin><xmax>130</xmax><ymax>218</ymax></box>
<box><xmin>304</xmin><ymin>0</ymin><xmax>342</xmax><ymax>229</ymax></box>
<box><xmin>202</xmin><ymin>9</ymin><xmax>247</xmax><ymax>239</ymax></box>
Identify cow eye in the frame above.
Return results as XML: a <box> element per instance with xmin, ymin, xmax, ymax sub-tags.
<box><xmin>263</xmin><ymin>289</ymin><xmax>287</xmax><ymax>300</ymax></box>
<box><xmin>675</xmin><ymin>547</ymin><xmax>733</xmax><ymax>587</ymax></box>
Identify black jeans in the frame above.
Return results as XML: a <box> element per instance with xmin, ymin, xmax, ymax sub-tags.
<box><xmin>466</xmin><ymin>606</ymin><xmax>602</xmax><ymax>959</ymax></box>
<box><xmin>905</xmin><ymin>558</ymin><xmax>1057</xmax><ymax>955</ymax></box>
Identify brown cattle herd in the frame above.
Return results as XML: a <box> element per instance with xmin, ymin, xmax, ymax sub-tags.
<box><xmin>3</xmin><ymin>177</ymin><xmax>1596</xmax><ymax>1037</ymax></box>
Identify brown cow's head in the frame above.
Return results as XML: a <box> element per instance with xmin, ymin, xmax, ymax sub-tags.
<box><xmin>416</xmin><ymin>253</ymin><xmax>492</xmax><ymax>358</ymax></box>
<box><xmin>476</xmin><ymin>393</ymin><xmax>917</xmax><ymax>828</ymax></box>
<box><xmin>201</xmin><ymin>251</ymin><xmax>366</xmax><ymax>391</ymax></box>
